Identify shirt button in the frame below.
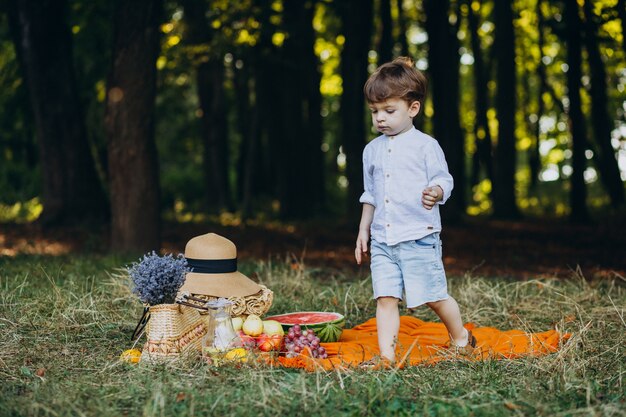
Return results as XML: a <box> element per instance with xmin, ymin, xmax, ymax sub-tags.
<box><xmin>386</xmin><ymin>174</ymin><xmax>390</xmax><ymax>178</ymax></box>
<box><xmin>388</xmin><ymin>149</ymin><xmax>391</xmax><ymax>153</ymax></box>
<box><xmin>385</xmin><ymin>199</ymin><xmax>389</xmax><ymax>203</ymax></box>
<box><xmin>386</xmin><ymin>224</ymin><xmax>390</xmax><ymax>228</ymax></box>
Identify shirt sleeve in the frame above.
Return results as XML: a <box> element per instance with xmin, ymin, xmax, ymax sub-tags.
<box><xmin>359</xmin><ymin>146</ymin><xmax>376</xmax><ymax>206</ymax></box>
<box><xmin>426</xmin><ymin>140</ymin><xmax>454</xmax><ymax>204</ymax></box>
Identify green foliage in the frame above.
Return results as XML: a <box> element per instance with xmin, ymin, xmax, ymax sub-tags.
<box><xmin>0</xmin><ymin>0</ymin><xmax>625</xmax><ymax>222</ymax></box>
<box><xmin>0</xmin><ymin>255</ymin><xmax>624</xmax><ymax>416</ymax></box>
<box><xmin>0</xmin><ymin>13</ymin><xmax>39</xmax><ymax>205</ymax></box>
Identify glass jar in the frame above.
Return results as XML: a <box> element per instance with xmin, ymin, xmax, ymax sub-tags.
<box><xmin>201</xmin><ymin>298</ymin><xmax>242</xmax><ymax>364</ymax></box>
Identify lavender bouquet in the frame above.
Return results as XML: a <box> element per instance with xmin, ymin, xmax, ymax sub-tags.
<box><xmin>127</xmin><ymin>251</ymin><xmax>190</xmax><ymax>305</ymax></box>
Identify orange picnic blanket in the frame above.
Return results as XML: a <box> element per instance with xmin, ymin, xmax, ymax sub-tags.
<box><xmin>278</xmin><ymin>316</ymin><xmax>570</xmax><ymax>371</ymax></box>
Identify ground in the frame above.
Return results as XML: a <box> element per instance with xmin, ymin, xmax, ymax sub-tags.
<box><xmin>1</xmin><ymin>218</ymin><xmax>625</xmax><ymax>416</ymax></box>
<box><xmin>2</xmin><ymin>216</ymin><xmax>625</xmax><ymax>279</ymax></box>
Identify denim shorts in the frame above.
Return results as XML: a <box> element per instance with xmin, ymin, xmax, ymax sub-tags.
<box><xmin>370</xmin><ymin>233</ymin><xmax>449</xmax><ymax>308</ymax></box>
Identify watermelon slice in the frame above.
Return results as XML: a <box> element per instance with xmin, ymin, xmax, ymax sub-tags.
<box><xmin>263</xmin><ymin>311</ymin><xmax>345</xmax><ymax>343</ymax></box>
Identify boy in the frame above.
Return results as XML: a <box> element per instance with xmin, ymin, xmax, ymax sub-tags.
<box><xmin>355</xmin><ymin>56</ymin><xmax>476</xmax><ymax>363</ymax></box>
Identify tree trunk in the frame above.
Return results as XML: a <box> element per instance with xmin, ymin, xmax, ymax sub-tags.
<box><xmin>182</xmin><ymin>0</ymin><xmax>230</xmax><ymax>212</ymax></box>
<box><xmin>617</xmin><ymin>0</ymin><xmax>626</xmax><ymax>56</ymax></box>
<box><xmin>339</xmin><ymin>0</ymin><xmax>374</xmax><ymax>219</ymax></box>
<box><xmin>395</xmin><ymin>0</ymin><xmax>409</xmax><ymax>56</ymax></box>
<box><xmin>466</xmin><ymin>0</ymin><xmax>493</xmax><ymax>188</ymax></box>
<box><xmin>105</xmin><ymin>0</ymin><xmax>162</xmax><ymax>252</ymax></box>
<box><xmin>378</xmin><ymin>0</ymin><xmax>393</xmax><ymax>64</ymax></box>
<box><xmin>530</xmin><ymin>0</ymin><xmax>547</xmax><ymax>190</ymax></box>
<box><xmin>197</xmin><ymin>61</ymin><xmax>230</xmax><ymax>212</ymax></box>
<box><xmin>7</xmin><ymin>0</ymin><xmax>108</xmax><ymax>226</ymax></box>
<box><xmin>563</xmin><ymin>0</ymin><xmax>590</xmax><ymax>222</ymax></box>
<box><xmin>492</xmin><ymin>0</ymin><xmax>520</xmax><ymax>219</ymax></box>
<box><xmin>240</xmin><ymin>74</ymin><xmax>260</xmax><ymax>219</ymax></box>
<box><xmin>276</xmin><ymin>0</ymin><xmax>324</xmax><ymax>218</ymax></box>
<box><xmin>583</xmin><ymin>0</ymin><xmax>625</xmax><ymax>207</ymax></box>
<box><xmin>251</xmin><ymin>0</ymin><xmax>276</xmax><ymax>202</ymax></box>
<box><xmin>424</xmin><ymin>0</ymin><xmax>465</xmax><ymax>221</ymax></box>
<box><xmin>233</xmin><ymin>59</ymin><xmax>260</xmax><ymax>218</ymax></box>
<box><xmin>302</xmin><ymin>1</ymin><xmax>326</xmax><ymax>211</ymax></box>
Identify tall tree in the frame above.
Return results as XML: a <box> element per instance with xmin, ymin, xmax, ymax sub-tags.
<box><xmin>530</xmin><ymin>0</ymin><xmax>547</xmax><ymax>190</ymax></box>
<box><xmin>378</xmin><ymin>0</ymin><xmax>393</xmax><ymax>64</ymax></box>
<box><xmin>492</xmin><ymin>0</ymin><xmax>520</xmax><ymax>219</ymax></box>
<box><xmin>249</xmin><ymin>0</ymin><xmax>278</xmax><ymax>211</ymax></box>
<box><xmin>563</xmin><ymin>0</ymin><xmax>590</xmax><ymax>222</ymax></box>
<box><xmin>339</xmin><ymin>0</ymin><xmax>374</xmax><ymax>218</ymax></box>
<box><xmin>233</xmin><ymin>57</ymin><xmax>256</xmax><ymax>217</ymax></box>
<box><xmin>301</xmin><ymin>0</ymin><xmax>326</xmax><ymax>211</ymax></box>
<box><xmin>582</xmin><ymin>0</ymin><xmax>625</xmax><ymax>207</ymax></box>
<box><xmin>395</xmin><ymin>0</ymin><xmax>409</xmax><ymax>56</ymax></box>
<box><xmin>105</xmin><ymin>0</ymin><xmax>162</xmax><ymax>252</ymax></box>
<box><xmin>6</xmin><ymin>0</ymin><xmax>108</xmax><ymax>226</ymax></box>
<box><xmin>617</xmin><ymin>0</ymin><xmax>626</xmax><ymax>56</ymax></box>
<box><xmin>424</xmin><ymin>0</ymin><xmax>465</xmax><ymax>220</ymax></box>
<box><xmin>277</xmin><ymin>0</ymin><xmax>325</xmax><ymax>218</ymax></box>
<box><xmin>182</xmin><ymin>0</ymin><xmax>231</xmax><ymax>212</ymax></box>
<box><xmin>466</xmin><ymin>0</ymin><xmax>493</xmax><ymax>188</ymax></box>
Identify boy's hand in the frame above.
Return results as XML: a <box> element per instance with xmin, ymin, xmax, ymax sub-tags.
<box><xmin>422</xmin><ymin>186</ymin><xmax>443</xmax><ymax>210</ymax></box>
<box><xmin>355</xmin><ymin>230</ymin><xmax>370</xmax><ymax>265</ymax></box>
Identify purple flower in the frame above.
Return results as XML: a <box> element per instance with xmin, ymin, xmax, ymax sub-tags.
<box><xmin>127</xmin><ymin>251</ymin><xmax>190</xmax><ymax>305</ymax></box>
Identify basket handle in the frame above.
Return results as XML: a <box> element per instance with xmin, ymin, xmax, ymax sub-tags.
<box><xmin>130</xmin><ymin>306</ymin><xmax>150</xmax><ymax>342</ymax></box>
<box><xmin>175</xmin><ymin>292</ymin><xmax>210</xmax><ymax>310</ymax></box>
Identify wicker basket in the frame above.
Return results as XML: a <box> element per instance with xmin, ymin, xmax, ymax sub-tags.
<box><xmin>188</xmin><ymin>285</ymin><xmax>274</xmax><ymax>319</ymax></box>
<box><xmin>141</xmin><ymin>303</ymin><xmax>207</xmax><ymax>362</ymax></box>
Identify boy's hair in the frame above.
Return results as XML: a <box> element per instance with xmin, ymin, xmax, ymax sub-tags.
<box><xmin>363</xmin><ymin>56</ymin><xmax>427</xmax><ymax>106</ymax></box>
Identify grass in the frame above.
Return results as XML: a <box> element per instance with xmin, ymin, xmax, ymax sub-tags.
<box><xmin>0</xmin><ymin>254</ymin><xmax>624</xmax><ymax>416</ymax></box>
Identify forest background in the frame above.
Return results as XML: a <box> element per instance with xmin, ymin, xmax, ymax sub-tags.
<box><xmin>1</xmin><ymin>0</ymin><xmax>625</xmax><ymax>271</ymax></box>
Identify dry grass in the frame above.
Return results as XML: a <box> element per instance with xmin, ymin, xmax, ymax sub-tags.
<box><xmin>0</xmin><ymin>255</ymin><xmax>624</xmax><ymax>416</ymax></box>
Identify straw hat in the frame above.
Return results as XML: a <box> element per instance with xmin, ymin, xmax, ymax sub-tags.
<box><xmin>179</xmin><ymin>233</ymin><xmax>262</xmax><ymax>297</ymax></box>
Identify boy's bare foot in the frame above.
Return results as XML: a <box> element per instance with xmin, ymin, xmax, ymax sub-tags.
<box><xmin>359</xmin><ymin>356</ymin><xmax>395</xmax><ymax>370</ymax></box>
<box><xmin>449</xmin><ymin>329</ymin><xmax>477</xmax><ymax>356</ymax></box>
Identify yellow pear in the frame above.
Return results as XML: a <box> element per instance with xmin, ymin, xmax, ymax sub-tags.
<box><xmin>242</xmin><ymin>314</ymin><xmax>263</xmax><ymax>336</ymax></box>
<box><xmin>262</xmin><ymin>320</ymin><xmax>284</xmax><ymax>336</ymax></box>
<box><xmin>231</xmin><ymin>317</ymin><xmax>244</xmax><ymax>332</ymax></box>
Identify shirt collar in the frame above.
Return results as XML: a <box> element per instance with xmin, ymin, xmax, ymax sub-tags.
<box><xmin>386</xmin><ymin>126</ymin><xmax>416</xmax><ymax>141</ymax></box>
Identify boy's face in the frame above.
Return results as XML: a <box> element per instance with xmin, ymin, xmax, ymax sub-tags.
<box><xmin>368</xmin><ymin>98</ymin><xmax>420</xmax><ymax>136</ymax></box>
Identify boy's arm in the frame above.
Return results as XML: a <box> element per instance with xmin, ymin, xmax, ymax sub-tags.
<box><xmin>355</xmin><ymin>203</ymin><xmax>375</xmax><ymax>264</ymax></box>
<box><xmin>423</xmin><ymin>141</ymin><xmax>454</xmax><ymax>207</ymax></box>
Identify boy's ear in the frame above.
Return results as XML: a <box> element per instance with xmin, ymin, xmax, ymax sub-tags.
<box><xmin>409</xmin><ymin>101</ymin><xmax>421</xmax><ymax>117</ymax></box>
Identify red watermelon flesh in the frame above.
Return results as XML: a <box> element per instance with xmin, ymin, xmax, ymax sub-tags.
<box><xmin>264</xmin><ymin>311</ymin><xmax>345</xmax><ymax>343</ymax></box>
<box><xmin>265</xmin><ymin>312</ymin><xmax>339</xmax><ymax>324</ymax></box>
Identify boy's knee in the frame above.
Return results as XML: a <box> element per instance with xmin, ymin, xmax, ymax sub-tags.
<box><xmin>426</xmin><ymin>299</ymin><xmax>444</xmax><ymax>310</ymax></box>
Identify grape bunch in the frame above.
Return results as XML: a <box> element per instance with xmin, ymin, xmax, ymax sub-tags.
<box><xmin>284</xmin><ymin>324</ymin><xmax>328</xmax><ymax>359</ymax></box>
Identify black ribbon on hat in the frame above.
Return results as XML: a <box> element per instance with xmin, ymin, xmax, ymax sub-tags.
<box><xmin>186</xmin><ymin>257</ymin><xmax>237</xmax><ymax>274</ymax></box>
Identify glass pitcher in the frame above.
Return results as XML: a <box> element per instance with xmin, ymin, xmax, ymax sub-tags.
<box><xmin>201</xmin><ymin>298</ymin><xmax>242</xmax><ymax>363</ymax></box>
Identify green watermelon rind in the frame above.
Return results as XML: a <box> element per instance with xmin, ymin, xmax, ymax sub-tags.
<box><xmin>264</xmin><ymin>311</ymin><xmax>345</xmax><ymax>343</ymax></box>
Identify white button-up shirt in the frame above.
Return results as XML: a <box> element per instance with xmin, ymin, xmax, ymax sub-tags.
<box><xmin>359</xmin><ymin>127</ymin><xmax>454</xmax><ymax>245</ymax></box>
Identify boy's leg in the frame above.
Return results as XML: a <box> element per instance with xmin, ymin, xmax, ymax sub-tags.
<box><xmin>376</xmin><ymin>296</ymin><xmax>400</xmax><ymax>361</ymax></box>
<box><xmin>426</xmin><ymin>297</ymin><xmax>469</xmax><ymax>346</ymax></box>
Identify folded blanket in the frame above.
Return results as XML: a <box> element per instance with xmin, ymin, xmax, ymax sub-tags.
<box><xmin>278</xmin><ymin>316</ymin><xmax>570</xmax><ymax>371</ymax></box>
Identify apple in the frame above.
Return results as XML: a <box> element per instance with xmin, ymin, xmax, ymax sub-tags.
<box><xmin>238</xmin><ymin>330</ymin><xmax>256</xmax><ymax>349</ymax></box>
<box><xmin>257</xmin><ymin>333</ymin><xmax>283</xmax><ymax>352</ymax></box>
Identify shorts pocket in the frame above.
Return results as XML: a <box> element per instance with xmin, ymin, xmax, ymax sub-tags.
<box><xmin>414</xmin><ymin>233</ymin><xmax>437</xmax><ymax>249</ymax></box>
<box><xmin>414</xmin><ymin>239</ymin><xmax>436</xmax><ymax>248</ymax></box>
